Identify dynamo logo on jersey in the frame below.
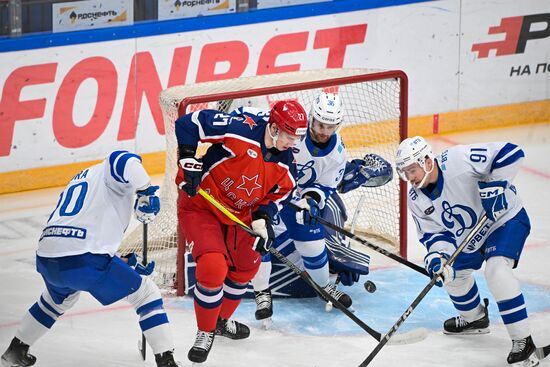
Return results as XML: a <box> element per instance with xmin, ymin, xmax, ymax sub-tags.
<box><xmin>296</xmin><ymin>160</ymin><xmax>317</xmax><ymax>186</ymax></box>
<box><xmin>440</xmin><ymin>201</ymin><xmax>477</xmax><ymax>237</ymax></box>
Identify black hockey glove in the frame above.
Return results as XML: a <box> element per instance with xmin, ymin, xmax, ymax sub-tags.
<box><xmin>339</xmin><ymin>271</ymin><xmax>361</xmax><ymax>286</ymax></box>
<box><xmin>176</xmin><ymin>157</ymin><xmax>203</xmax><ymax>197</ymax></box>
<box><xmin>251</xmin><ymin>212</ymin><xmax>275</xmax><ymax>256</ymax></box>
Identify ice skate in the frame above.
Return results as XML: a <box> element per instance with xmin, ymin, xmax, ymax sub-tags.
<box><xmin>443</xmin><ymin>298</ymin><xmax>490</xmax><ymax>335</ymax></box>
<box><xmin>215</xmin><ymin>317</ymin><xmax>250</xmax><ymax>340</ymax></box>
<box><xmin>508</xmin><ymin>335</ymin><xmax>539</xmax><ymax>367</ymax></box>
<box><xmin>254</xmin><ymin>289</ymin><xmax>273</xmax><ymax>329</ymax></box>
<box><xmin>1</xmin><ymin>337</ymin><xmax>36</xmax><ymax>367</ymax></box>
<box><xmin>187</xmin><ymin>330</ymin><xmax>215</xmax><ymax>365</ymax></box>
<box><xmin>155</xmin><ymin>350</ymin><xmax>181</xmax><ymax>367</ymax></box>
<box><xmin>321</xmin><ymin>282</ymin><xmax>352</xmax><ymax>309</ymax></box>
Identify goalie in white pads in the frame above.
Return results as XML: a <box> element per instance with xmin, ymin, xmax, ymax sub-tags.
<box><xmin>0</xmin><ymin>151</ymin><xmax>180</xmax><ymax>367</ymax></box>
<box><xmin>250</xmin><ymin>92</ymin><xmax>393</xmax><ymax>322</ymax></box>
<box><xmin>396</xmin><ymin>136</ymin><xmax>539</xmax><ymax>367</ymax></box>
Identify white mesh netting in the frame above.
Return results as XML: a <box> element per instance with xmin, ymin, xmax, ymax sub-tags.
<box><xmin>119</xmin><ymin>68</ymin><xmax>407</xmax><ymax>294</ymax></box>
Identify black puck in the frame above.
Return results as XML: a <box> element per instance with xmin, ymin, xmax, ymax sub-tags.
<box><xmin>364</xmin><ymin>280</ymin><xmax>376</xmax><ymax>293</ymax></box>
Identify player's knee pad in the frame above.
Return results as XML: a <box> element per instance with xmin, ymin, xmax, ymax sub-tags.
<box><xmin>28</xmin><ymin>290</ymin><xmax>80</xmax><ymax>330</ymax></box>
<box><xmin>42</xmin><ymin>289</ymin><xmax>80</xmax><ymax>314</ymax></box>
<box><xmin>485</xmin><ymin>256</ymin><xmax>520</xmax><ymax>298</ymax></box>
<box><xmin>295</xmin><ymin>239</ymin><xmax>328</xmax><ymax>271</ymax></box>
<box><xmin>444</xmin><ymin>268</ymin><xmax>475</xmax><ymax>296</ymax></box>
<box><xmin>294</xmin><ymin>239</ymin><xmax>326</xmax><ymax>258</ymax></box>
<box><xmin>196</xmin><ymin>252</ymin><xmax>227</xmax><ymax>289</ymax></box>
<box><xmin>485</xmin><ymin>256</ymin><xmax>513</xmax><ymax>282</ymax></box>
<box><xmin>126</xmin><ymin>277</ymin><xmax>162</xmax><ymax>314</ymax></box>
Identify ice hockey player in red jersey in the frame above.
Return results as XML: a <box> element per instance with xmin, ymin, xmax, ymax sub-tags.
<box><xmin>174</xmin><ymin>100</ymin><xmax>308</xmax><ymax>364</ymax></box>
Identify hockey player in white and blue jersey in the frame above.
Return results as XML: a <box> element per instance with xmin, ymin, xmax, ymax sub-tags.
<box><xmin>1</xmin><ymin>151</ymin><xmax>180</xmax><ymax>367</ymax></box>
<box><xmin>249</xmin><ymin>92</ymin><xmax>350</xmax><ymax>321</ymax></box>
<box><xmin>396</xmin><ymin>136</ymin><xmax>539</xmax><ymax>367</ymax></box>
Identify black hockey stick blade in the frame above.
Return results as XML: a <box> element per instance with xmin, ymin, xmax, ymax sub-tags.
<box><xmin>535</xmin><ymin>343</ymin><xmax>550</xmax><ymax>360</ymax></box>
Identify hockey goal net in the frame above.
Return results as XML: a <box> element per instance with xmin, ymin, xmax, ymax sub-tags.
<box><xmin>120</xmin><ymin>68</ymin><xmax>408</xmax><ymax>296</ymax></box>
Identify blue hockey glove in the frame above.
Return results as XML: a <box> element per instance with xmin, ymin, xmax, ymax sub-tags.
<box><xmin>251</xmin><ymin>212</ymin><xmax>275</xmax><ymax>256</ymax></box>
<box><xmin>339</xmin><ymin>271</ymin><xmax>361</xmax><ymax>286</ymax></box>
<box><xmin>123</xmin><ymin>253</ymin><xmax>155</xmax><ymax>276</ymax></box>
<box><xmin>295</xmin><ymin>197</ymin><xmax>321</xmax><ymax>226</ymax></box>
<box><xmin>134</xmin><ymin>185</ymin><xmax>160</xmax><ymax>224</ymax></box>
<box><xmin>478</xmin><ymin>180</ymin><xmax>508</xmax><ymax>221</ymax></box>
<box><xmin>176</xmin><ymin>157</ymin><xmax>203</xmax><ymax>197</ymax></box>
<box><xmin>425</xmin><ymin>252</ymin><xmax>455</xmax><ymax>287</ymax></box>
<box><xmin>338</xmin><ymin>154</ymin><xmax>393</xmax><ymax>194</ymax></box>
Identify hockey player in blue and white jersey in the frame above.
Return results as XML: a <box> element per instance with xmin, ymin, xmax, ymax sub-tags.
<box><xmin>1</xmin><ymin>151</ymin><xmax>180</xmax><ymax>367</ymax></box>
<box><xmin>396</xmin><ymin>136</ymin><xmax>539</xmax><ymax>367</ymax></box>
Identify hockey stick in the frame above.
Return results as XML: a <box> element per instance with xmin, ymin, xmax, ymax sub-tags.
<box><xmin>198</xmin><ymin>189</ymin><xmax>426</xmax><ymax>345</ymax></box>
<box><xmin>139</xmin><ymin>223</ymin><xmax>148</xmax><ymax>361</ymax></box>
<box><xmin>288</xmin><ymin>202</ymin><xmax>429</xmax><ymax>277</ymax></box>
<box><xmin>358</xmin><ymin>214</ymin><xmax>490</xmax><ymax>367</ymax></box>
<box><xmin>535</xmin><ymin>343</ymin><xmax>550</xmax><ymax>361</ymax></box>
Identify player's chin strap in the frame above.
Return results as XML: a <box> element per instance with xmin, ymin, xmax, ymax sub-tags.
<box><xmin>359</xmin><ymin>214</ymin><xmax>490</xmax><ymax>367</ymax></box>
<box><xmin>197</xmin><ymin>188</ymin><xmax>427</xmax><ymax>346</ymax></box>
<box><xmin>288</xmin><ymin>202</ymin><xmax>429</xmax><ymax>277</ymax></box>
<box><xmin>414</xmin><ymin>160</ymin><xmax>434</xmax><ymax>189</ymax></box>
<box><xmin>267</xmin><ymin>123</ymin><xmax>280</xmax><ymax>148</ymax></box>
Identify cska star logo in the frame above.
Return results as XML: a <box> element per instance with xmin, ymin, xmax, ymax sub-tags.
<box><xmin>242</xmin><ymin>116</ymin><xmax>257</xmax><ymax>130</ymax></box>
<box><xmin>236</xmin><ymin>174</ymin><xmax>262</xmax><ymax>197</ymax></box>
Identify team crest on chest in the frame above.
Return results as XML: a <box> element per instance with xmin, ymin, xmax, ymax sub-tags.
<box><xmin>440</xmin><ymin>200</ymin><xmax>477</xmax><ymax>237</ymax></box>
<box><xmin>243</xmin><ymin>116</ymin><xmax>257</xmax><ymax>130</ymax></box>
<box><xmin>296</xmin><ymin>160</ymin><xmax>317</xmax><ymax>186</ymax></box>
<box><xmin>236</xmin><ymin>174</ymin><xmax>262</xmax><ymax>197</ymax></box>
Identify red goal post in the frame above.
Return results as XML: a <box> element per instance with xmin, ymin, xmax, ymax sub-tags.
<box><xmin>120</xmin><ymin>68</ymin><xmax>408</xmax><ymax>296</ymax></box>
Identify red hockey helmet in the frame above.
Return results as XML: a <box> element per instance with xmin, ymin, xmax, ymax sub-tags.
<box><xmin>268</xmin><ymin>100</ymin><xmax>308</xmax><ymax>137</ymax></box>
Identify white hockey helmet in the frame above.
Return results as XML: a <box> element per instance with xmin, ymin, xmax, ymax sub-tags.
<box><xmin>310</xmin><ymin>92</ymin><xmax>343</xmax><ymax>126</ymax></box>
<box><xmin>395</xmin><ymin>136</ymin><xmax>435</xmax><ymax>185</ymax></box>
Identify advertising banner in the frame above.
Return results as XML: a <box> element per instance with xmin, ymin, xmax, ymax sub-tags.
<box><xmin>460</xmin><ymin>0</ymin><xmax>550</xmax><ymax>109</ymax></box>
<box><xmin>1</xmin><ymin>0</ymin><xmax>548</xmax><ymax>179</ymax></box>
<box><xmin>256</xmin><ymin>0</ymin><xmax>330</xmax><ymax>9</ymax></box>
<box><xmin>52</xmin><ymin>0</ymin><xmax>133</xmax><ymax>33</ymax></box>
<box><xmin>158</xmin><ymin>0</ymin><xmax>235</xmax><ymax>20</ymax></box>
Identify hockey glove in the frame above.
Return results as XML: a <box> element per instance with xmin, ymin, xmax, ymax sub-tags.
<box><xmin>478</xmin><ymin>180</ymin><xmax>508</xmax><ymax>221</ymax></box>
<box><xmin>134</xmin><ymin>185</ymin><xmax>160</xmax><ymax>224</ymax></box>
<box><xmin>251</xmin><ymin>213</ymin><xmax>275</xmax><ymax>256</ymax></box>
<box><xmin>295</xmin><ymin>197</ymin><xmax>321</xmax><ymax>226</ymax></box>
<box><xmin>425</xmin><ymin>252</ymin><xmax>455</xmax><ymax>287</ymax></box>
<box><xmin>338</xmin><ymin>154</ymin><xmax>393</xmax><ymax>194</ymax></box>
<box><xmin>176</xmin><ymin>157</ymin><xmax>203</xmax><ymax>197</ymax></box>
<box><xmin>339</xmin><ymin>271</ymin><xmax>361</xmax><ymax>286</ymax></box>
<box><xmin>123</xmin><ymin>253</ymin><xmax>155</xmax><ymax>276</ymax></box>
